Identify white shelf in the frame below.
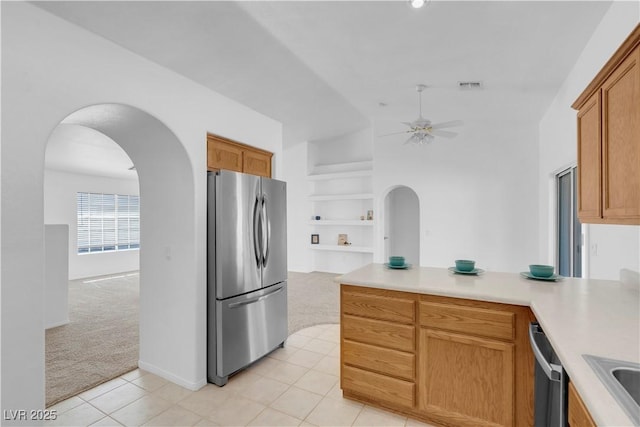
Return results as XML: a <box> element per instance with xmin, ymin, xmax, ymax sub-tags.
<box><xmin>311</xmin><ymin>160</ymin><xmax>373</xmax><ymax>175</ymax></box>
<box><xmin>309</xmin><ymin>244</ymin><xmax>374</xmax><ymax>253</ymax></box>
<box><xmin>309</xmin><ymin>220</ymin><xmax>374</xmax><ymax>226</ymax></box>
<box><xmin>307</xmin><ymin>169</ymin><xmax>372</xmax><ymax>181</ymax></box>
<box><xmin>309</xmin><ymin>193</ymin><xmax>374</xmax><ymax>201</ymax></box>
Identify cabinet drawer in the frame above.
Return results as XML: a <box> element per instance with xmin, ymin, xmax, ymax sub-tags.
<box><xmin>343</xmin><ymin>365</ymin><xmax>415</xmax><ymax>409</ymax></box>
<box><xmin>343</xmin><ymin>314</ymin><xmax>415</xmax><ymax>352</ymax></box>
<box><xmin>420</xmin><ymin>301</ymin><xmax>515</xmax><ymax>341</ymax></box>
<box><xmin>342</xmin><ymin>286</ymin><xmax>415</xmax><ymax>324</ymax></box>
<box><xmin>343</xmin><ymin>339</ymin><xmax>415</xmax><ymax>381</ymax></box>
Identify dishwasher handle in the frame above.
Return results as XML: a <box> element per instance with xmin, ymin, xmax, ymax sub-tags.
<box><xmin>529</xmin><ymin>322</ymin><xmax>563</xmax><ymax>382</ymax></box>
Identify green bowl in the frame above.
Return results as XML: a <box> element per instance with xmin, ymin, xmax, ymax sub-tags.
<box><xmin>389</xmin><ymin>256</ymin><xmax>405</xmax><ymax>266</ymax></box>
<box><xmin>529</xmin><ymin>264</ymin><xmax>554</xmax><ymax>278</ymax></box>
<box><xmin>455</xmin><ymin>259</ymin><xmax>475</xmax><ymax>272</ymax></box>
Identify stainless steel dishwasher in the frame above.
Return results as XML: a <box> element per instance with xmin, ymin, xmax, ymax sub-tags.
<box><xmin>529</xmin><ymin>322</ymin><xmax>568</xmax><ymax>427</ymax></box>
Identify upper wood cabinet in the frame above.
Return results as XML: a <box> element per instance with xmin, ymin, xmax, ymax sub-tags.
<box><xmin>573</xmin><ymin>24</ymin><xmax>640</xmax><ymax>225</ymax></box>
<box><xmin>207</xmin><ymin>134</ymin><xmax>272</xmax><ymax>178</ymax></box>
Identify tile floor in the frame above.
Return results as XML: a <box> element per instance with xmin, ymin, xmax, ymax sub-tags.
<box><xmin>46</xmin><ymin>324</ymin><xmax>434</xmax><ymax>427</ymax></box>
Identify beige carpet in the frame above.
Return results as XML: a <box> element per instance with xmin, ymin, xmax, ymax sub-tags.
<box><xmin>45</xmin><ymin>270</ymin><xmax>339</xmax><ymax>407</ymax></box>
<box><xmin>46</xmin><ymin>272</ymin><xmax>140</xmax><ymax>407</ymax></box>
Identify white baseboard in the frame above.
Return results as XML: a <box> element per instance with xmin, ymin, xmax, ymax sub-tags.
<box><xmin>137</xmin><ymin>360</ymin><xmax>207</xmax><ymax>391</ymax></box>
<box><xmin>45</xmin><ymin>318</ymin><xmax>70</xmax><ymax>330</ymax></box>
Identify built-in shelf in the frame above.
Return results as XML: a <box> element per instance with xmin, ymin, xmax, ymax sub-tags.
<box><xmin>311</xmin><ymin>160</ymin><xmax>373</xmax><ymax>175</ymax></box>
<box><xmin>309</xmin><ymin>220</ymin><xmax>374</xmax><ymax>226</ymax></box>
<box><xmin>307</xmin><ymin>169</ymin><xmax>373</xmax><ymax>181</ymax></box>
<box><xmin>309</xmin><ymin>193</ymin><xmax>374</xmax><ymax>201</ymax></box>
<box><xmin>309</xmin><ymin>244</ymin><xmax>374</xmax><ymax>253</ymax></box>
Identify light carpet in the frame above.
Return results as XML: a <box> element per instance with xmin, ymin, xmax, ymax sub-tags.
<box><xmin>45</xmin><ymin>270</ymin><xmax>339</xmax><ymax>407</ymax></box>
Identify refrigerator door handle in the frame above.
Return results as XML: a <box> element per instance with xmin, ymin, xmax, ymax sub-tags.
<box><xmin>227</xmin><ymin>286</ymin><xmax>283</xmax><ymax>309</ymax></box>
<box><xmin>252</xmin><ymin>195</ymin><xmax>262</xmax><ymax>268</ymax></box>
<box><xmin>261</xmin><ymin>194</ymin><xmax>270</xmax><ymax>267</ymax></box>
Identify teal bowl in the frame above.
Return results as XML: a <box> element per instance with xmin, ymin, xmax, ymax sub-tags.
<box><xmin>529</xmin><ymin>264</ymin><xmax>554</xmax><ymax>278</ymax></box>
<box><xmin>389</xmin><ymin>256</ymin><xmax>405</xmax><ymax>266</ymax></box>
<box><xmin>455</xmin><ymin>259</ymin><xmax>475</xmax><ymax>272</ymax></box>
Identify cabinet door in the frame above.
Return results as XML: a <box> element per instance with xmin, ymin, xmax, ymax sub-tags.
<box><xmin>208</xmin><ymin>137</ymin><xmax>243</xmax><ymax>173</ymax></box>
<box><xmin>243</xmin><ymin>148</ymin><xmax>272</xmax><ymax>178</ymax></box>
<box><xmin>418</xmin><ymin>328</ymin><xmax>514</xmax><ymax>427</ymax></box>
<box><xmin>577</xmin><ymin>91</ymin><xmax>602</xmax><ymax>222</ymax></box>
<box><xmin>568</xmin><ymin>381</ymin><xmax>596</xmax><ymax>427</ymax></box>
<box><xmin>601</xmin><ymin>46</ymin><xmax>640</xmax><ymax>222</ymax></box>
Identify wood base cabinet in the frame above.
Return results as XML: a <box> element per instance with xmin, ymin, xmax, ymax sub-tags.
<box><xmin>340</xmin><ymin>286</ymin><xmax>418</xmax><ymax>410</ymax></box>
<box><xmin>340</xmin><ymin>285</ymin><xmax>535</xmax><ymax>427</ymax></box>
<box><xmin>568</xmin><ymin>381</ymin><xmax>597</xmax><ymax>427</ymax></box>
<box><xmin>419</xmin><ymin>329</ymin><xmax>514</xmax><ymax>427</ymax></box>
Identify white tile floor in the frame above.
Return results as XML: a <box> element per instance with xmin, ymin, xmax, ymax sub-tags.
<box><xmin>47</xmin><ymin>324</ymin><xmax>435</xmax><ymax>427</ymax></box>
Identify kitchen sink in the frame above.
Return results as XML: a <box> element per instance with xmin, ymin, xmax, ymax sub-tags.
<box><xmin>612</xmin><ymin>368</ymin><xmax>640</xmax><ymax>406</ymax></box>
<box><xmin>583</xmin><ymin>354</ymin><xmax>640</xmax><ymax>425</ymax></box>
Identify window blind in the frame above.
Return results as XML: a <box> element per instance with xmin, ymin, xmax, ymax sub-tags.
<box><xmin>77</xmin><ymin>192</ymin><xmax>140</xmax><ymax>254</ymax></box>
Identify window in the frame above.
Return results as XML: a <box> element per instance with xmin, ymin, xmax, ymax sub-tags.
<box><xmin>77</xmin><ymin>192</ymin><xmax>140</xmax><ymax>254</ymax></box>
<box><xmin>557</xmin><ymin>167</ymin><xmax>582</xmax><ymax>277</ymax></box>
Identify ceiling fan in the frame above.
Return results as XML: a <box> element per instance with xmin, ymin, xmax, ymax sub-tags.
<box><xmin>382</xmin><ymin>84</ymin><xmax>463</xmax><ymax>144</ymax></box>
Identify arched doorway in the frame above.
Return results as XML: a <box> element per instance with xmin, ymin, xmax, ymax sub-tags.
<box><xmin>383</xmin><ymin>186</ymin><xmax>420</xmax><ymax>265</ymax></box>
<box><xmin>42</xmin><ymin>103</ymin><xmax>198</xmax><ymax>402</ymax></box>
<box><xmin>44</xmin><ymin>122</ymin><xmax>141</xmax><ymax>405</ymax></box>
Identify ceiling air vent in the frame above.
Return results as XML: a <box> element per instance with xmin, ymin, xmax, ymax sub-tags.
<box><xmin>458</xmin><ymin>81</ymin><xmax>483</xmax><ymax>90</ymax></box>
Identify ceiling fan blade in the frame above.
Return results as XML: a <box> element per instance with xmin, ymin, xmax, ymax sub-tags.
<box><xmin>429</xmin><ymin>129</ymin><xmax>458</xmax><ymax>138</ymax></box>
<box><xmin>378</xmin><ymin>130</ymin><xmax>412</xmax><ymax>137</ymax></box>
<box><xmin>404</xmin><ymin>134</ymin><xmax>418</xmax><ymax>145</ymax></box>
<box><xmin>430</xmin><ymin>120</ymin><xmax>464</xmax><ymax>129</ymax></box>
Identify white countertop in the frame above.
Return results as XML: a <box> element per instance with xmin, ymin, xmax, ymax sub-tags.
<box><xmin>336</xmin><ymin>263</ymin><xmax>640</xmax><ymax>426</ymax></box>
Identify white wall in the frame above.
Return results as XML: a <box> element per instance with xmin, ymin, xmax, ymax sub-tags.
<box><xmin>538</xmin><ymin>2</ymin><xmax>640</xmax><ymax>280</ymax></box>
<box><xmin>284</xmin><ymin>141</ymin><xmax>311</xmax><ymax>272</ymax></box>
<box><xmin>1</xmin><ymin>2</ymin><xmax>282</xmax><ymax>418</ymax></box>
<box><xmin>44</xmin><ymin>169</ymin><xmax>140</xmax><ymax>280</ymax></box>
<box><xmin>374</xmin><ymin>120</ymin><xmax>540</xmax><ymax>272</ymax></box>
<box><xmin>44</xmin><ymin>225</ymin><xmax>69</xmax><ymax>329</ymax></box>
<box><xmin>307</xmin><ymin>128</ymin><xmax>373</xmax><ymax>167</ymax></box>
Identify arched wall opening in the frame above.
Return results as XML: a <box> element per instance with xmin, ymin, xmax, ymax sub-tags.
<box><xmin>382</xmin><ymin>186</ymin><xmax>420</xmax><ymax>265</ymax></box>
<box><xmin>42</xmin><ymin>103</ymin><xmax>201</xmax><ymax>393</ymax></box>
<box><xmin>43</xmin><ymin>120</ymin><xmax>142</xmax><ymax>404</ymax></box>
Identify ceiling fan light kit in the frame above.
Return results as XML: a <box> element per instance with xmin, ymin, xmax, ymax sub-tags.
<box><xmin>381</xmin><ymin>84</ymin><xmax>463</xmax><ymax>145</ymax></box>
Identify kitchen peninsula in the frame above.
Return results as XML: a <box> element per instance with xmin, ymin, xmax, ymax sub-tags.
<box><xmin>337</xmin><ymin>264</ymin><xmax>640</xmax><ymax>426</ymax></box>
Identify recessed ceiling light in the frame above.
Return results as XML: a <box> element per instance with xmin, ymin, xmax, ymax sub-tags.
<box><xmin>410</xmin><ymin>0</ymin><xmax>426</xmax><ymax>9</ymax></box>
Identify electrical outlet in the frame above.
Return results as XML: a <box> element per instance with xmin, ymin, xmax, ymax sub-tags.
<box><xmin>590</xmin><ymin>243</ymin><xmax>598</xmax><ymax>256</ymax></box>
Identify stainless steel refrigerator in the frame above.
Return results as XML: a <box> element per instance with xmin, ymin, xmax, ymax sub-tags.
<box><xmin>207</xmin><ymin>170</ymin><xmax>288</xmax><ymax>386</ymax></box>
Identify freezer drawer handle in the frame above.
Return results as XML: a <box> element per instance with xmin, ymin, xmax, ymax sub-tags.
<box><xmin>228</xmin><ymin>286</ymin><xmax>284</xmax><ymax>309</ymax></box>
<box><xmin>529</xmin><ymin>322</ymin><xmax>563</xmax><ymax>382</ymax></box>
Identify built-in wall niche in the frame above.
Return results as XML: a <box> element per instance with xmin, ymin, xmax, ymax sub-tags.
<box><xmin>307</xmin><ymin>129</ymin><xmax>374</xmax><ymax>273</ymax></box>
